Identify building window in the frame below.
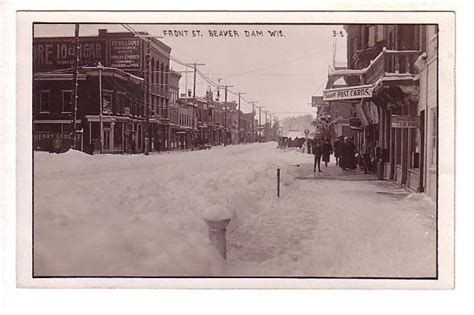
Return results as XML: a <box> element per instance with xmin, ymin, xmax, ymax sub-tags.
<box><xmin>430</xmin><ymin>108</ymin><xmax>437</xmax><ymax>167</ymax></box>
<box><xmin>103</xmin><ymin>90</ymin><xmax>113</xmax><ymax>114</ymax></box>
<box><xmin>62</xmin><ymin>90</ymin><xmax>73</xmax><ymax>113</ymax></box>
<box><xmin>368</xmin><ymin>25</ymin><xmax>376</xmax><ymax>47</ymax></box>
<box><xmin>61</xmin><ymin>123</ymin><xmax>72</xmax><ymax>133</ymax></box>
<box><xmin>39</xmin><ymin>90</ymin><xmax>50</xmax><ymax>113</ymax></box>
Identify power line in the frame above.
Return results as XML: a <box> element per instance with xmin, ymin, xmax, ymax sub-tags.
<box><xmin>221</xmin><ymin>48</ymin><xmax>333</xmax><ymax>80</ymax></box>
<box><xmin>122</xmin><ymin>24</ymin><xmax>261</xmax><ymax>113</ymax></box>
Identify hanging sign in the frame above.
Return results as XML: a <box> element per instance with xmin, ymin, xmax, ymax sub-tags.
<box><xmin>323</xmin><ymin>85</ymin><xmax>374</xmax><ymax>101</ymax></box>
<box><xmin>311</xmin><ymin>96</ymin><xmax>329</xmax><ymax>107</ymax></box>
<box><xmin>391</xmin><ymin>115</ymin><xmax>420</xmax><ymax>128</ymax></box>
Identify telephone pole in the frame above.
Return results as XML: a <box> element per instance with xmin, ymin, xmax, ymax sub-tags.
<box><xmin>220</xmin><ymin>83</ymin><xmax>233</xmax><ymax>146</ymax></box>
<box><xmin>269</xmin><ymin>112</ymin><xmax>273</xmax><ymax>141</ymax></box>
<box><xmin>144</xmin><ymin>42</ymin><xmax>151</xmax><ymax>155</ymax></box>
<box><xmin>256</xmin><ymin>105</ymin><xmax>263</xmax><ymax>141</ymax></box>
<box><xmin>72</xmin><ymin>24</ymin><xmax>80</xmax><ymax>149</ymax></box>
<box><xmin>248</xmin><ymin>101</ymin><xmax>258</xmax><ymax>142</ymax></box>
<box><xmin>237</xmin><ymin>92</ymin><xmax>245</xmax><ymax>144</ymax></box>
<box><xmin>264</xmin><ymin>110</ymin><xmax>269</xmax><ymax>141</ymax></box>
<box><xmin>192</xmin><ymin>62</ymin><xmax>205</xmax><ymax>149</ymax></box>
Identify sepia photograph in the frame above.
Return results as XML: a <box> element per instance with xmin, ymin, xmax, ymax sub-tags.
<box><xmin>14</xmin><ymin>11</ymin><xmax>455</xmax><ymax>288</ymax></box>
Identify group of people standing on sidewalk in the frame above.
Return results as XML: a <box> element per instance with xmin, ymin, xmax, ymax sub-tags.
<box><xmin>333</xmin><ymin>136</ymin><xmax>357</xmax><ymax>171</ymax></box>
<box><xmin>307</xmin><ymin>136</ymin><xmax>367</xmax><ymax>173</ymax></box>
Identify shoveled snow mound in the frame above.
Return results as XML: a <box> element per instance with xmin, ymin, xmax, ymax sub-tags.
<box><xmin>33</xmin><ymin>143</ymin><xmax>308</xmax><ymax>276</ymax></box>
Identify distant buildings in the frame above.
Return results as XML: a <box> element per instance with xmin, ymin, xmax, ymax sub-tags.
<box><xmin>320</xmin><ymin>25</ymin><xmax>438</xmax><ymax>201</ymax></box>
<box><xmin>32</xmin><ymin>28</ymin><xmax>260</xmax><ymax>154</ymax></box>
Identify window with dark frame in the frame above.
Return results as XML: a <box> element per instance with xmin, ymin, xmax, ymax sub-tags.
<box><xmin>39</xmin><ymin>90</ymin><xmax>50</xmax><ymax>113</ymax></box>
<box><xmin>61</xmin><ymin>90</ymin><xmax>73</xmax><ymax>113</ymax></box>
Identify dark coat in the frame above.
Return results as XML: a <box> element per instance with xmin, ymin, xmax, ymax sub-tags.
<box><xmin>334</xmin><ymin>140</ymin><xmax>343</xmax><ymax>158</ymax></box>
<box><xmin>322</xmin><ymin>142</ymin><xmax>332</xmax><ymax>162</ymax></box>
<box><xmin>340</xmin><ymin>141</ymin><xmax>356</xmax><ymax>169</ymax></box>
<box><xmin>312</xmin><ymin>143</ymin><xmax>322</xmax><ymax>157</ymax></box>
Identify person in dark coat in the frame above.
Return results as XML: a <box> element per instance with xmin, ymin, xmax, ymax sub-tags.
<box><xmin>312</xmin><ymin>139</ymin><xmax>323</xmax><ymax>172</ymax></box>
<box><xmin>334</xmin><ymin>136</ymin><xmax>343</xmax><ymax>165</ymax></box>
<box><xmin>321</xmin><ymin>138</ymin><xmax>332</xmax><ymax>167</ymax></box>
<box><xmin>340</xmin><ymin>137</ymin><xmax>356</xmax><ymax>170</ymax></box>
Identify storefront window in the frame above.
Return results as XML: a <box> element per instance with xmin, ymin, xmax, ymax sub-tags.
<box><xmin>61</xmin><ymin>90</ymin><xmax>73</xmax><ymax>113</ymax></box>
<box><xmin>39</xmin><ymin>90</ymin><xmax>50</xmax><ymax>113</ymax></box>
<box><xmin>103</xmin><ymin>90</ymin><xmax>113</xmax><ymax>114</ymax></box>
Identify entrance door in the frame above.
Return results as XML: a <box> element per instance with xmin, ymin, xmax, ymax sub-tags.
<box><xmin>419</xmin><ymin>110</ymin><xmax>425</xmax><ymax>192</ymax></box>
<box><xmin>103</xmin><ymin>129</ymin><xmax>111</xmax><ymax>151</ymax></box>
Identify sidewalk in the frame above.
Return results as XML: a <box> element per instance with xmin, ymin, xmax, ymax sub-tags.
<box><xmin>295</xmin><ymin>159</ymin><xmax>378</xmax><ymax>181</ymax></box>
<box><xmin>226</xmin><ymin>157</ymin><xmax>437</xmax><ymax>277</ymax></box>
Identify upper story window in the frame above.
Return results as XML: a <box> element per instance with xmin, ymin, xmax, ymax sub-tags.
<box><xmin>367</xmin><ymin>25</ymin><xmax>377</xmax><ymax>47</ymax></box>
<box><xmin>61</xmin><ymin>90</ymin><xmax>73</xmax><ymax>113</ymax></box>
<box><xmin>103</xmin><ymin>90</ymin><xmax>113</xmax><ymax>114</ymax></box>
<box><xmin>39</xmin><ymin>90</ymin><xmax>50</xmax><ymax>113</ymax></box>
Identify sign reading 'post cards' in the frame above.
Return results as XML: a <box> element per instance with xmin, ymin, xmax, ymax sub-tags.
<box><xmin>323</xmin><ymin>85</ymin><xmax>374</xmax><ymax>101</ymax></box>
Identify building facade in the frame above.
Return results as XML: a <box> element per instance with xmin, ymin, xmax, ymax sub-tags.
<box><xmin>33</xmin><ymin>29</ymin><xmax>172</xmax><ymax>154</ymax></box>
<box><xmin>322</xmin><ymin>24</ymin><xmax>438</xmax><ymax>201</ymax></box>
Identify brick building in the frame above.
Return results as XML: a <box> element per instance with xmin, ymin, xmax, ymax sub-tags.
<box><xmin>33</xmin><ymin>28</ymin><xmax>172</xmax><ymax>154</ymax></box>
<box><xmin>322</xmin><ymin>25</ymin><xmax>438</xmax><ymax>201</ymax></box>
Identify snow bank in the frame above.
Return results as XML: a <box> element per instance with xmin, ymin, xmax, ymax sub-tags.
<box><xmin>34</xmin><ymin>143</ymin><xmax>309</xmax><ymax>276</ymax></box>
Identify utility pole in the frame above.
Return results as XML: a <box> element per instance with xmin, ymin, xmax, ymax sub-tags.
<box><xmin>192</xmin><ymin>62</ymin><xmax>205</xmax><ymax>149</ymax></box>
<box><xmin>257</xmin><ymin>105</ymin><xmax>263</xmax><ymax>141</ymax></box>
<box><xmin>237</xmin><ymin>92</ymin><xmax>245</xmax><ymax>144</ymax></box>
<box><xmin>98</xmin><ymin>62</ymin><xmax>104</xmax><ymax>154</ymax></box>
<box><xmin>269</xmin><ymin>112</ymin><xmax>273</xmax><ymax>141</ymax></box>
<box><xmin>248</xmin><ymin>101</ymin><xmax>258</xmax><ymax>142</ymax></box>
<box><xmin>264</xmin><ymin>110</ymin><xmax>269</xmax><ymax>141</ymax></box>
<box><xmin>72</xmin><ymin>24</ymin><xmax>80</xmax><ymax>150</ymax></box>
<box><xmin>220</xmin><ymin>83</ymin><xmax>233</xmax><ymax>146</ymax></box>
<box><xmin>144</xmin><ymin>42</ymin><xmax>151</xmax><ymax>155</ymax></box>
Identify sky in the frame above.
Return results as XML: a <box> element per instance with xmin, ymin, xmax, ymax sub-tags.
<box><xmin>34</xmin><ymin>23</ymin><xmax>347</xmax><ymax>119</ymax></box>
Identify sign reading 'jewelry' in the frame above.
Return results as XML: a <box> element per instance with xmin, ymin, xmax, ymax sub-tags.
<box><xmin>323</xmin><ymin>85</ymin><xmax>374</xmax><ymax>101</ymax></box>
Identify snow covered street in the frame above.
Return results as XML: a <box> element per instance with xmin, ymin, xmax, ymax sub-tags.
<box><xmin>34</xmin><ymin>142</ymin><xmax>436</xmax><ymax>277</ymax></box>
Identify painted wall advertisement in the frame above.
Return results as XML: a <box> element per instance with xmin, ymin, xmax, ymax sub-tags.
<box><xmin>108</xmin><ymin>38</ymin><xmax>142</xmax><ymax>70</ymax></box>
<box><xmin>33</xmin><ymin>37</ymin><xmax>143</xmax><ymax>71</ymax></box>
<box><xmin>33</xmin><ymin>39</ymin><xmax>106</xmax><ymax>71</ymax></box>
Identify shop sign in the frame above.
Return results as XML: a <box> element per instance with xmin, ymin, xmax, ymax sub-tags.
<box><xmin>34</xmin><ymin>132</ymin><xmax>73</xmax><ymax>141</ymax></box>
<box><xmin>33</xmin><ymin>39</ymin><xmax>107</xmax><ymax>71</ymax></box>
<box><xmin>349</xmin><ymin>118</ymin><xmax>362</xmax><ymax>127</ymax></box>
<box><xmin>323</xmin><ymin>85</ymin><xmax>373</xmax><ymax>101</ymax></box>
<box><xmin>391</xmin><ymin>115</ymin><xmax>420</xmax><ymax>128</ymax></box>
<box><xmin>311</xmin><ymin>96</ymin><xmax>329</xmax><ymax>107</ymax></box>
<box><xmin>109</xmin><ymin>38</ymin><xmax>142</xmax><ymax>70</ymax></box>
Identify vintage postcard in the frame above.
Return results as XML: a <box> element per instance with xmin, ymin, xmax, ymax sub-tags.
<box><xmin>16</xmin><ymin>11</ymin><xmax>455</xmax><ymax>289</ymax></box>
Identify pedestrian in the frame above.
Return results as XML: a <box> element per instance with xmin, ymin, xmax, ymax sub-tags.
<box><xmin>157</xmin><ymin>138</ymin><xmax>162</xmax><ymax>153</ymax></box>
<box><xmin>341</xmin><ymin>137</ymin><xmax>356</xmax><ymax>170</ymax></box>
<box><xmin>334</xmin><ymin>136</ymin><xmax>343</xmax><ymax>165</ymax></box>
<box><xmin>321</xmin><ymin>138</ymin><xmax>332</xmax><ymax>167</ymax></box>
<box><xmin>362</xmin><ymin>140</ymin><xmax>373</xmax><ymax>174</ymax></box>
<box><xmin>312</xmin><ymin>139</ymin><xmax>322</xmax><ymax>173</ymax></box>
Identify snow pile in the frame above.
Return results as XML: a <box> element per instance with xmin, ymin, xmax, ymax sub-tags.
<box><xmin>34</xmin><ymin>144</ymin><xmax>436</xmax><ymax>278</ymax></box>
<box><xmin>33</xmin><ymin>143</ymin><xmax>309</xmax><ymax>276</ymax></box>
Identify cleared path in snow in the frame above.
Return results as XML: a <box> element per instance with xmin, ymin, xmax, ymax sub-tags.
<box><xmin>226</xmin><ymin>160</ymin><xmax>437</xmax><ymax>278</ymax></box>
